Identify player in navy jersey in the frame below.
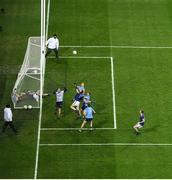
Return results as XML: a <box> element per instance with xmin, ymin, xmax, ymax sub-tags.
<box><xmin>70</xmin><ymin>92</ymin><xmax>84</xmax><ymax>117</ymax></box>
<box><xmin>133</xmin><ymin>110</ymin><xmax>145</xmax><ymax>134</ymax></box>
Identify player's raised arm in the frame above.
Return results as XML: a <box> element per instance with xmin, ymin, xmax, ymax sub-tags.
<box><xmin>63</xmin><ymin>87</ymin><xmax>67</xmax><ymax>93</ymax></box>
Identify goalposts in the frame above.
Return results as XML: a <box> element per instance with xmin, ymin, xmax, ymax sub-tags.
<box><xmin>11</xmin><ymin>0</ymin><xmax>46</xmax><ymax>109</ymax></box>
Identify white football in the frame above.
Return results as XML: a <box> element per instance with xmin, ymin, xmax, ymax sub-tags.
<box><xmin>28</xmin><ymin>105</ymin><xmax>32</xmax><ymax>109</ymax></box>
<box><xmin>24</xmin><ymin>105</ymin><xmax>27</xmax><ymax>109</ymax></box>
<box><xmin>73</xmin><ymin>50</ymin><xmax>77</xmax><ymax>55</ymax></box>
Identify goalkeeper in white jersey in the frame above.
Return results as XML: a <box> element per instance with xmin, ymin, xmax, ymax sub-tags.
<box><xmin>54</xmin><ymin>87</ymin><xmax>67</xmax><ymax>118</ymax></box>
<box><xmin>45</xmin><ymin>33</ymin><xmax>59</xmax><ymax>60</ymax></box>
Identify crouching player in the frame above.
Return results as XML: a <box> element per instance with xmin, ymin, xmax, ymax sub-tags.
<box><xmin>133</xmin><ymin>110</ymin><xmax>145</xmax><ymax>135</ymax></box>
<box><xmin>79</xmin><ymin>104</ymin><xmax>96</xmax><ymax>132</ymax></box>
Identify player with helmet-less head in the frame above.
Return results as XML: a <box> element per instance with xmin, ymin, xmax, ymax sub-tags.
<box><xmin>75</xmin><ymin>82</ymin><xmax>85</xmax><ymax>94</ymax></box>
<box><xmin>45</xmin><ymin>33</ymin><xmax>59</xmax><ymax>60</ymax></box>
<box><xmin>54</xmin><ymin>87</ymin><xmax>67</xmax><ymax>118</ymax></box>
<box><xmin>79</xmin><ymin>103</ymin><xmax>96</xmax><ymax>132</ymax></box>
<box><xmin>81</xmin><ymin>92</ymin><xmax>91</xmax><ymax>114</ymax></box>
<box><xmin>71</xmin><ymin>82</ymin><xmax>85</xmax><ymax>118</ymax></box>
<box><xmin>70</xmin><ymin>92</ymin><xmax>84</xmax><ymax>118</ymax></box>
<box><xmin>2</xmin><ymin>104</ymin><xmax>17</xmax><ymax>134</ymax></box>
<box><xmin>133</xmin><ymin>110</ymin><xmax>145</xmax><ymax>134</ymax></box>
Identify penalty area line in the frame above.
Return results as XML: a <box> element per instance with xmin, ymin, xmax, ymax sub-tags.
<box><xmin>39</xmin><ymin>143</ymin><xmax>172</xmax><ymax>146</ymax></box>
<box><xmin>41</xmin><ymin>127</ymin><xmax>114</xmax><ymax>131</ymax></box>
<box><xmin>110</xmin><ymin>57</ymin><xmax>117</xmax><ymax>129</ymax></box>
<box><xmin>45</xmin><ymin>56</ymin><xmax>117</xmax><ymax>130</ymax></box>
<box><xmin>48</xmin><ymin>56</ymin><xmax>111</xmax><ymax>59</ymax></box>
<box><xmin>59</xmin><ymin>45</ymin><xmax>172</xmax><ymax>49</ymax></box>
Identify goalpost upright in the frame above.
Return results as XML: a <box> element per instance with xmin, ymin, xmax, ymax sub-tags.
<box><xmin>40</xmin><ymin>0</ymin><xmax>46</xmax><ymax>109</ymax></box>
<box><xmin>11</xmin><ymin>0</ymin><xmax>47</xmax><ymax>109</ymax></box>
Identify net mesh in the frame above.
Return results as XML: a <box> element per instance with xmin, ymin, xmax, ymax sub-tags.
<box><xmin>12</xmin><ymin>37</ymin><xmax>41</xmax><ymax>109</ymax></box>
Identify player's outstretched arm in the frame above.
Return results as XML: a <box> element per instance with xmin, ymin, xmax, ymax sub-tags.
<box><xmin>63</xmin><ymin>87</ymin><xmax>67</xmax><ymax>93</ymax></box>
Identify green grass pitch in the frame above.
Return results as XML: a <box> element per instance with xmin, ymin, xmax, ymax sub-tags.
<box><xmin>0</xmin><ymin>0</ymin><xmax>172</xmax><ymax>178</ymax></box>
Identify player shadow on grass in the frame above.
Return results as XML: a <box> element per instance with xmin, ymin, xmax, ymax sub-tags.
<box><xmin>143</xmin><ymin>125</ymin><xmax>160</xmax><ymax>133</ymax></box>
<box><xmin>119</xmin><ymin>125</ymin><xmax>161</xmax><ymax>153</ymax></box>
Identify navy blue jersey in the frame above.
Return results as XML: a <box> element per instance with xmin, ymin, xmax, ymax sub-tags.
<box><xmin>74</xmin><ymin>93</ymin><xmax>84</xmax><ymax>101</ymax></box>
<box><xmin>82</xmin><ymin>103</ymin><xmax>88</xmax><ymax>110</ymax></box>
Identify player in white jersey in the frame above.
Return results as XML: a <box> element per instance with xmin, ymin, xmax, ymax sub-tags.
<box><xmin>2</xmin><ymin>104</ymin><xmax>17</xmax><ymax>134</ymax></box>
<box><xmin>45</xmin><ymin>33</ymin><xmax>59</xmax><ymax>60</ymax></box>
<box><xmin>54</xmin><ymin>87</ymin><xmax>67</xmax><ymax>118</ymax></box>
<box><xmin>26</xmin><ymin>90</ymin><xmax>49</xmax><ymax>102</ymax></box>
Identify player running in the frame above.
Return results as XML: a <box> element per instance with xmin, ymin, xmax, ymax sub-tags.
<box><xmin>133</xmin><ymin>110</ymin><xmax>145</xmax><ymax>135</ymax></box>
<box><xmin>79</xmin><ymin>104</ymin><xmax>96</xmax><ymax>132</ymax></box>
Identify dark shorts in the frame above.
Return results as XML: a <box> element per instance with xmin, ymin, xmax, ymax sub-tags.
<box><xmin>56</xmin><ymin>101</ymin><xmax>63</xmax><ymax>108</ymax></box>
<box><xmin>140</xmin><ymin>122</ymin><xmax>144</xmax><ymax>127</ymax></box>
<box><xmin>85</xmin><ymin>118</ymin><xmax>93</xmax><ymax>122</ymax></box>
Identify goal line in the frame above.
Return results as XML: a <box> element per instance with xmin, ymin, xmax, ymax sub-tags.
<box><xmin>41</xmin><ymin>127</ymin><xmax>115</xmax><ymax>131</ymax></box>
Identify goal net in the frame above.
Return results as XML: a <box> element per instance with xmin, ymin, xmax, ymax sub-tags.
<box><xmin>12</xmin><ymin>0</ymin><xmax>46</xmax><ymax>109</ymax></box>
<box><xmin>12</xmin><ymin>37</ymin><xmax>42</xmax><ymax>109</ymax></box>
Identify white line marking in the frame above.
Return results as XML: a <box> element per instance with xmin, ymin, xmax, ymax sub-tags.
<box><xmin>48</xmin><ymin>56</ymin><xmax>111</xmax><ymax>59</ymax></box>
<box><xmin>45</xmin><ymin>0</ymin><xmax>50</xmax><ymax>41</ymax></box>
<box><xmin>59</xmin><ymin>45</ymin><xmax>172</xmax><ymax>49</ymax></box>
<box><xmin>39</xmin><ymin>143</ymin><xmax>172</xmax><ymax>146</ymax></box>
<box><xmin>41</xmin><ymin>127</ymin><xmax>114</xmax><ymax>131</ymax></box>
<box><xmin>34</xmin><ymin>0</ymin><xmax>47</xmax><ymax>178</ymax></box>
<box><xmin>45</xmin><ymin>56</ymin><xmax>116</xmax><ymax>129</ymax></box>
<box><xmin>14</xmin><ymin>106</ymin><xmax>40</xmax><ymax>109</ymax></box>
<box><xmin>110</xmin><ymin>57</ymin><xmax>117</xmax><ymax>129</ymax></box>
<box><xmin>34</xmin><ymin>101</ymin><xmax>42</xmax><ymax>179</ymax></box>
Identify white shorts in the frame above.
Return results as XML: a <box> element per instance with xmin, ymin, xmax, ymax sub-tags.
<box><xmin>135</xmin><ymin>122</ymin><xmax>143</xmax><ymax>129</ymax></box>
<box><xmin>71</xmin><ymin>100</ymin><xmax>80</xmax><ymax>110</ymax></box>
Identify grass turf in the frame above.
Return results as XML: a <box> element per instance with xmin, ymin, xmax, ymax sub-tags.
<box><xmin>0</xmin><ymin>0</ymin><xmax>172</xmax><ymax>178</ymax></box>
<box><xmin>0</xmin><ymin>0</ymin><xmax>40</xmax><ymax>178</ymax></box>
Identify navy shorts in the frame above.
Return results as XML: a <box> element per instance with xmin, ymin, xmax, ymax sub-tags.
<box><xmin>85</xmin><ymin>118</ymin><xmax>93</xmax><ymax>122</ymax></box>
<box><xmin>56</xmin><ymin>101</ymin><xmax>63</xmax><ymax>108</ymax></box>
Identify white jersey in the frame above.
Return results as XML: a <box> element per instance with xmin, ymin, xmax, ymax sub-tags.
<box><xmin>33</xmin><ymin>93</ymin><xmax>39</xmax><ymax>102</ymax></box>
<box><xmin>56</xmin><ymin>91</ymin><xmax>64</xmax><ymax>102</ymax></box>
<box><xmin>47</xmin><ymin>37</ymin><xmax>59</xmax><ymax>49</ymax></box>
<box><xmin>4</xmin><ymin>107</ymin><xmax>13</xmax><ymax>122</ymax></box>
